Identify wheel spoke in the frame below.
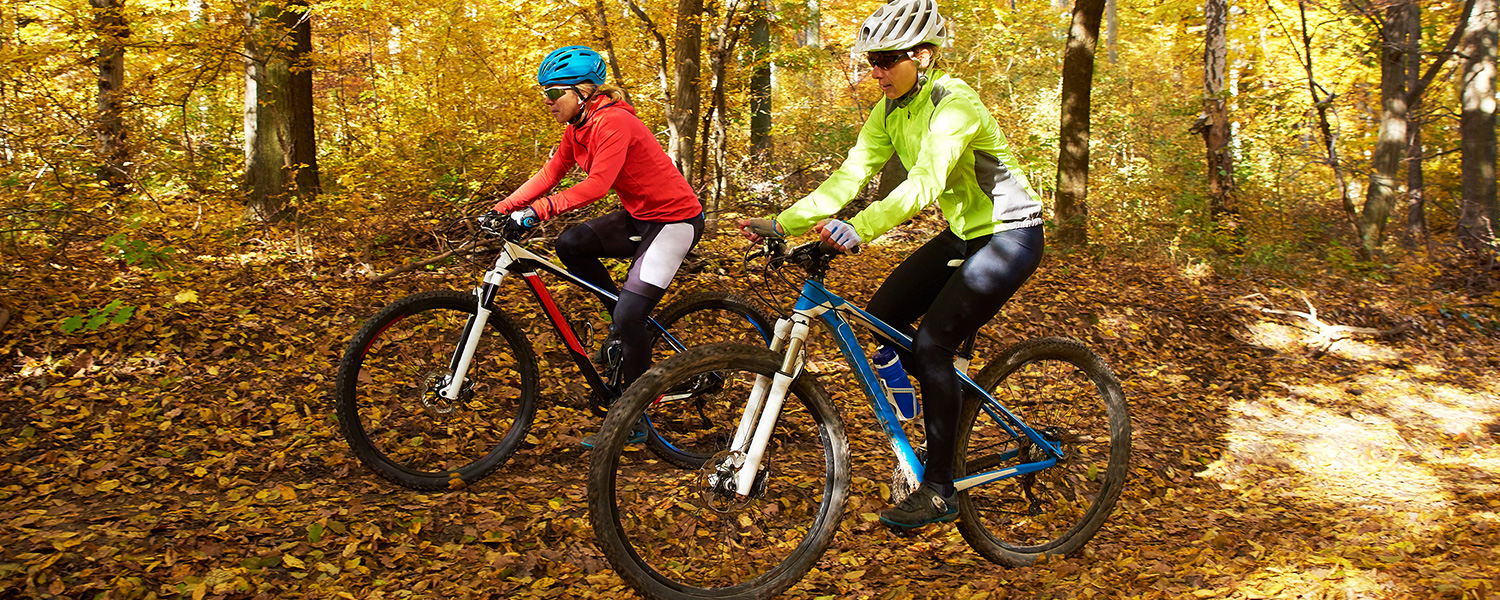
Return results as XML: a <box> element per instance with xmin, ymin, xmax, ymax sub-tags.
<box><xmin>956</xmin><ymin>338</ymin><xmax>1130</xmax><ymax>565</ymax></box>
<box><xmin>335</xmin><ymin>291</ymin><xmax>538</xmax><ymax>490</ymax></box>
<box><xmin>591</xmin><ymin>344</ymin><xmax>848</xmax><ymax>600</ymax></box>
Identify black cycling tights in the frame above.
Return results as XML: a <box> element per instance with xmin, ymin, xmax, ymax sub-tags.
<box><xmin>864</xmin><ymin>225</ymin><xmax>1044</xmax><ymax>492</ymax></box>
<box><xmin>555</xmin><ymin>210</ymin><xmax>705</xmax><ymax>388</ymax></box>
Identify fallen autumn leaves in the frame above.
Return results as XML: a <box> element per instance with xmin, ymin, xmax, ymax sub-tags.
<box><xmin>3</xmin><ymin>227</ymin><xmax>1498</xmax><ymax>599</ymax></box>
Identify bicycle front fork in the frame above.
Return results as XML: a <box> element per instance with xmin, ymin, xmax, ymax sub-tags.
<box><xmin>438</xmin><ymin>267</ymin><xmax>509</xmax><ymax>401</ymax></box>
<box><xmin>727</xmin><ymin>315</ymin><xmax>809</xmax><ymax>495</ymax></box>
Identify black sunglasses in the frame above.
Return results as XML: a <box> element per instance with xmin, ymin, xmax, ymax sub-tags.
<box><xmin>866</xmin><ymin>50</ymin><xmax>913</xmax><ymax>70</ymax></box>
<box><xmin>542</xmin><ymin>87</ymin><xmax>573</xmax><ymax>102</ymax></box>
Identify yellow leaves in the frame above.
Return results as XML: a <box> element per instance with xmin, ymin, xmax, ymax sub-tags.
<box><xmin>174</xmin><ymin>290</ymin><xmax>199</xmax><ymax>304</ymax></box>
<box><xmin>252</xmin><ymin>487</ymin><xmax>290</xmax><ymax>501</ymax></box>
<box><xmin>531</xmin><ymin>577</ymin><xmax>558</xmax><ymax>589</ymax></box>
<box><xmin>5</xmin><ymin>236</ymin><xmax>1499</xmax><ymax>600</ymax></box>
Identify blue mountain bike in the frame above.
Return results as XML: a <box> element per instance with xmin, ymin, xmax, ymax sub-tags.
<box><xmin>587</xmin><ymin>230</ymin><xmax>1131</xmax><ymax>600</ymax></box>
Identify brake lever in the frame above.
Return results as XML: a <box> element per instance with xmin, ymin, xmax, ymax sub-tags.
<box><xmin>746</xmin><ymin>236</ymin><xmax>788</xmax><ymax>262</ymax></box>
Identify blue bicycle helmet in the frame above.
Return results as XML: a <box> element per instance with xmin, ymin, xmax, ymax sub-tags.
<box><xmin>537</xmin><ymin>46</ymin><xmax>607</xmax><ymax>86</ymax></box>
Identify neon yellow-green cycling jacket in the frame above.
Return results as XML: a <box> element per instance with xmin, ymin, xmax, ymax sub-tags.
<box><xmin>776</xmin><ymin>70</ymin><xmax>1042</xmax><ymax>242</ymax></box>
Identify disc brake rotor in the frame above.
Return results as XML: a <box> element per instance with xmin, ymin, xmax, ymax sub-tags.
<box><xmin>698</xmin><ymin>450</ymin><xmax>766</xmax><ymax>512</ymax></box>
<box><xmin>421</xmin><ymin>370</ymin><xmax>470</xmax><ymax>417</ymax></box>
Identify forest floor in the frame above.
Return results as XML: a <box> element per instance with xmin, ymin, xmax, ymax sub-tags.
<box><xmin>3</xmin><ymin>219</ymin><xmax>1499</xmax><ymax>600</ymax></box>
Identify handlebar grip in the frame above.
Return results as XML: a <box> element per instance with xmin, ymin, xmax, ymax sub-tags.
<box><xmin>818</xmin><ymin>240</ymin><xmax>861</xmax><ymax>255</ymax></box>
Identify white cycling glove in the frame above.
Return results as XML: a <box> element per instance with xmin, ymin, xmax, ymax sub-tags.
<box><xmin>510</xmin><ymin>207</ymin><xmax>539</xmax><ymax>229</ymax></box>
<box><xmin>822</xmin><ymin>219</ymin><xmax>861</xmax><ymax>251</ymax></box>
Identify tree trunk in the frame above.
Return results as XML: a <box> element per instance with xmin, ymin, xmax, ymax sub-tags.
<box><xmin>749</xmin><ymin>0</ymin><xmax>771</xmax><ymax>160</ymax></box>
<box><xmin>1458</xmin><ymin>0</ymin><xmax>1499</xmax><ymax>251</ymax></box>
<box><xmin>244</xmin><ymin>0</ymin><xmax>318</xmax><ymax>224</ymax></box>
<box><xmin>1404</xmin><ymin>0</ymin><xmax>1474</xmax><ymax>251</ymax></box>
<box><xmin>1358</xmin><ymin>3</ymin><xmax>1409</xmax><ymax>257</ymax></box>
<box><xmin>1201</xmin><ymin>0</ymin><xmax>1237</xmax><ymax>243</ymax></box>
<box><xmin>1053</xmin><ymin>0</ymin><xmax>1105</xmax><ymax>247</ymax></box>
<box><xmin>1299</xmin><ymin>1</ymin><xmax>1359</xmax><ymax>246</ymax></box>
<box><xmin>92</xmin><ymin>0</ymin><xmax>129</xmax><ymax>194</ymax></box>
<box><xmin>702</xmin><ymin>0</ymin><xmax>744</xmax><ymax>215</ymax></box>
<box><xmin>669</xmin><ymin>0</ymin><xmax>704</xmax><ymax>185</ymax></box>
<box><xmin>704</xmin><ymin>50</ymin><xmax>727</xmax><ymax>213</ymax></box>
<box><xmin>624</xmin><ymin>0</ymin><xmax>672</xmax><ymax>113</ymax></box>
<box><xmin>287</xmin><ymin>0</ymin><xmax>319</xmax><ymax>201</ymax></box>
<box><xmin>594</xmin><ymin>0</ymin><xmax>631</xmax><ymax>104</ymax></box>
<box><xmin>1106</xmin><ymin>0</ymin><xmax>1118</xmax><ymax>64</ymax></box>
<box><xmin>1404</xmin><ymin>0</ymin><xmax>1429</xmax><ymax>251</ymax></box>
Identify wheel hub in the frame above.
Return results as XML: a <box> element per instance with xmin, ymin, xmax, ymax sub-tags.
<box><xmin>422</xmin><ymin>370</ymin><xmax>471</xmax><ymax>416</ymax></box>
<box><xmin>699</xmin><ymin>450</ymin><xmax>766</xmax><ymax>511</ymax></box>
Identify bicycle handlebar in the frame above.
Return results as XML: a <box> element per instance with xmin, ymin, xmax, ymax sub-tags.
<box><xmin>476</xmin><ymin>214</ymin><xmax>535</xmax><ymax>243</ymax></box>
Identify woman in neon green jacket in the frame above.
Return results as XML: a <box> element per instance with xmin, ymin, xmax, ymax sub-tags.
<box><xmin>741</xmin><ymin>0</ymin><xmax>1044</xmax><ymax>530</ymax></box>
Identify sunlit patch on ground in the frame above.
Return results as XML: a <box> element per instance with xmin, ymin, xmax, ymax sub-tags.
<box><xmin>1242</xmin><ymin>318</ymin><xmax>1404</xmax><ymax>363</ymax></box>
<box><xmin>1200</xmin><ymin>356</ymin><xmax>1500</xmax><ymax>517</ymax></box>
<box><xmin>1242</xmin><ymin>320</ymin><xmax>1305</xmax><ymax>354</ymax></box>
<box><xmin>1204</xmin><ymin>391</ymin><xmax>1452</xmax><ymax>509</ymax></box>
<box><xmin>1178</xmin><ymin>259</ymin><xmax>1213</xmax><ymax>283</ymax></box>
<box><xmin>1322</xmin><ymin>338</ymin><xmax>1403</xmax><ymax>363</ymax></box>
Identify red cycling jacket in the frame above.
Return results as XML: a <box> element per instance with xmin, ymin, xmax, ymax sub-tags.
<box><xmin>493</xmin><ymin>97</ymin><xmax>700</xmax><ymax>222</ymax></box>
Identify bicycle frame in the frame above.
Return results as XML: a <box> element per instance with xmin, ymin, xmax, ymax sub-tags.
<box><xmin>438</xmin><ymin>239</ymin><xmax>688</xmax><ymax>408</ymax></box>
<box><xmin>729</xmin><ymin>274</ymin><xmax>1065</xmax><ymax>496</ymax></box>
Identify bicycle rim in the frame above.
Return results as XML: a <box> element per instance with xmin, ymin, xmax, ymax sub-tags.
<box><xmin>335</xmin><ymin>290</ymin><xmax>539</xmax><ymax>490</ymax></box>
<box><xmin>590</xmin><ymin>343</ymin><xmax>849</xmax><ymax>600</ymax></box>
<box><xmin>956</xmin><ymin>337</ymin><xmax>1130</xmax><ymax>565</ymax></box>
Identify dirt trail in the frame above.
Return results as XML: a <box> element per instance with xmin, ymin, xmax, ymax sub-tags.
<box><xmin>2</xmin><ymin>230</ymin><xmax>1497</xmax><ymax>599</ymax></box>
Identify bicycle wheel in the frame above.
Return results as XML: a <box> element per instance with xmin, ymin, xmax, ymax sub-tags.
<box><xmin>954</xmin><ymin>337</ymin><xmax>1130</xmax><ymax>566</ymax></box>
<box><xmin>589</xmin><ymin>343</ymin><xmax>849</xmax><ymax>600</ymax></box>
<box><xmin>335</xmin><ymin>290</ymin><xmax>540</xmax><ymax>490</ymax></box>
<box><xmin>644</xmin><ymin>291</ymin><xmax>774</xmax><ymax>469</ymax></box>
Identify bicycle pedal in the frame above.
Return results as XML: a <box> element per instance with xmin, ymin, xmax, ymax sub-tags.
<box><xmin>883</xmin><ymin>523</ymin><xmax>917</xmax><ymax>537</ymax></box>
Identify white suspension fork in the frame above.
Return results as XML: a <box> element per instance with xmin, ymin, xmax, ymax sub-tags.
<box><xmin>440</xmin><ymin>250</ymin><xmax>515</xmax><ymax>400</ymax></box>
<box><xmin>734</xmin><ymin>314</ymin><xmax>812</xmax><ymax>495</ymax></box>
<box><xmin>728</xmin><ymin>318</ymin><xmax>791</xmax><ymax>451</ymax></box>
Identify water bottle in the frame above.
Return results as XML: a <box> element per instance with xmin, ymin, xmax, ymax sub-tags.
<box><xmin>872</xmin><ymin>346</ymin><xmax>918</xmax><ymax>420</ymax></box>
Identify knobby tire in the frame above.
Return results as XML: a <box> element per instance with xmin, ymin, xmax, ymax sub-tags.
<box><xmin>954</xmin><ymin>336</ymin><xmax>1130</xmax><ymax>565</ymax></box>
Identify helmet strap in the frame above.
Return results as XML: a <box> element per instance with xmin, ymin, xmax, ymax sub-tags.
<box><xmin>568</xmin><ymin>85</ymin><xmax>600</xmax><ymax>125</ymax></box>
<box><xmin>895</xmin><ymin>73</ymin><xmax>928</xmax><ymax>108</ymax></box>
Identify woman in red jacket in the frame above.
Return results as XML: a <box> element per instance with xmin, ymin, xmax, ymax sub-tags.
<box><xmin>483</xmin><ymin>46</ymin><xmax>703</xmax><ymax>444</ymax></box>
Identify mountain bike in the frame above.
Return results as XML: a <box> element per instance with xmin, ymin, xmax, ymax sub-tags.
<box><xmin>586</xmin><ymin>230</ymin><xmax>1132</xmax><ymax>600</ymax></box>
<box><xmin>334</xmin><ymin>216</ymin><xmax>773</xmax><ymax>490</ymax></box>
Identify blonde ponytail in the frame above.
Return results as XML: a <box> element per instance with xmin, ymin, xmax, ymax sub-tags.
<box><xmin>576</xmin><ymin>83</ymin><xmax>628</xmax><ymax>103</ymax></box>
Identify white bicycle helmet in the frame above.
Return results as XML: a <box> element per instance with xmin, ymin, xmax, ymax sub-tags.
<box><xmin>851</xmin><ymin>0</ymin><xmax>950</xmax><ymax>54</ymax></box>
